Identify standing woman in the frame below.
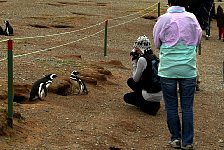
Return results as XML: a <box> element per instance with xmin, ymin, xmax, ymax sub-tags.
<box><xmin>153</xmin><ymin>0</ymin><xmax>202</xmax><ymax>149</ymax></box>
<box><xmin>217</xmin><ymin>5</ymin><xmax>224</xmax><ymax>41</ymax></box>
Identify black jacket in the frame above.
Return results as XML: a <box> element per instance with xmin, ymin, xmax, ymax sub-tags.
<box><xmin>140</xmin><ymin>51</ymin><xmax>161</xmax><ymax>93</ymax></box>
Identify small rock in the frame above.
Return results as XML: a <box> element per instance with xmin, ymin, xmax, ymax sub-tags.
<box><xmin>218</xmin><ymin>139</ymin><xmax>223</xmax><ymax>143</ymax></box>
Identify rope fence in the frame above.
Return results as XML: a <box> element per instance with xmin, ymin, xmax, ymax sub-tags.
<box><xmin>0</xmin><ymin>3</ymin><xmax>158</xmax><ymax>44</ymax></box>
<box><xmin>0</xmin><ymin>2</ymin><xmax>160</xmax><ymax>127</ymax></box>
<box><xmin>13</xmin><ymin>28</ymin><xmax>106</xmax><ymax>59</ymax></box>
<box><xmin>108</xmin><ymin>3</ymin><xmax>158</xmax><ymax>21</ymax></box>
<box><xmin>108</xmin><ymin>8</ymin><xmax>158</xmax><ymax>30</ymax></box>
<box><xmin>0</xmin><ymin>3</ymin><xmax>159</xmax><ymax>62</ymax></box>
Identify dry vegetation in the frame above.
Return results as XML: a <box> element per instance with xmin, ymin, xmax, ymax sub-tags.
<box><xmin>0</xmin><ymin>0</ymin><xmax>223</xmax><ymax>150</ymax></box>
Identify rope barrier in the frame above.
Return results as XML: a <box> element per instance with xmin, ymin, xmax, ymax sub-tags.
<box><xmin>108</xmin><ymin>8</ymin><xmax>157</xmax><ymax>29</ymax></box>
<box><xmin>0</xmin><ymin>3</ymin><xmax>158</xmax><ymax>43</ymax></box>
<box><xmin>0</xmin><ymin>8</ymin><xmax>158</xmax><ymax>62</ymax></box>
<box><xmin>12</xmin><ymin>28</ymin><xmax>105</xmax><ymax>59</ymax></box>
<box><xmin>0</xmin><ymin>58</ymin><xmax>6</xmax><ymax>62</ymax></box>
<box><xmin>0</xmin><ymin>22</ymin><xmax>104</xmax><ymax>43</ymax></box>
<box><xmin>0</xmin><ymin>2</ymin><xmax>159</xmax><ymax>62</ymax></box>
<box><xmin>0</xmin><ymin>39</ymin><xmax>9</xmax><ymax>43</ymax></box>
<box><xmin>13</xmin><ymin>21</ymin><xmax>105</xmax><ymax>41</ymax></box>
<box><xmin>108</xmin><ymin>3</ymin><xmax>158</xmax><ymax>21</ymax></box>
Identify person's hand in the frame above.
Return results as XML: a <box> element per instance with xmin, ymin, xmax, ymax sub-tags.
<box><xmin>131</xmin><ymin>54</ymin><xmax>140</xmax><ymax>61</ymax></box>
<box><xmin>130</xmin><ymin>48</ymin><xmax>142</xmax><ymax>61</ymax></box>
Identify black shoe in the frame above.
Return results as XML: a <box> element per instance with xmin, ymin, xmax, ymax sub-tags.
<box><xmin>124</xmin><ymin>99</ymin><xmax>140</xmax><ymax>107</ymax></box>
<box><xmin>140</xmin><ymin>101</ymin><xmax>160</xmax><ymax>116</ymax></box>
<box><xmin>181</xmin><ymin>144</ymin><xmax>194</xmax><ymax>150</ymax></box>
<box><xmin>123</xmin><ymin>93</ymin><xmax>141</xmax><ymax>107</ymax></box>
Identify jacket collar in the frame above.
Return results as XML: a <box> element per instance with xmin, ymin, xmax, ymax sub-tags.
<box><xmin>167</xmin><ymin>6</ymin><xmax>185</xmax><ymax>13</ymax></box>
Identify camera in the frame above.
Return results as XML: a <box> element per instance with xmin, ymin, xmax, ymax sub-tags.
<box><xmin>130</xmin><ymin>49</ymin><xmax>140</xmax><ymax>60</ymax></box>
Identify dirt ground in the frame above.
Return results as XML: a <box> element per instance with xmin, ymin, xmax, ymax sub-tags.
<box><xmin>0</xmin><ymin>0</ymin><xmax>223</xmax><ymax>150</ymax></box>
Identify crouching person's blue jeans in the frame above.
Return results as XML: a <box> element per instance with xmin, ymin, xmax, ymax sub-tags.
<box><xmin>160</xmin><ymin>77</ymin><xmax>196</xmax><ymax>146</ymax></box>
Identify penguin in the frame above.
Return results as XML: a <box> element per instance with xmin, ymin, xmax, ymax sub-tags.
<box><xmin>29</xmin><ymin>74</ymin><xmax>57</xmax><ymax>101</ymax></box>
<box><xmin>0</xmin><ymin>26</ymin><xmax>4</xmax><ymax>35</ymax></box>
<box><xmin>4</xmin><ymin>21</ymin><xmax>14</xmax><ymax>36</ymax></box>
<box><xmin>70</xmin><ymin>70</ymin><xmax>88</xmax><ymax>95</ymax></box>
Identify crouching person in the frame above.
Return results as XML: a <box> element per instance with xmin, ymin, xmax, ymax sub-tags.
<box><xmin>123</xmin><ymin>35</ymin><xmax>163</xmax><ymax>116</ymax></box>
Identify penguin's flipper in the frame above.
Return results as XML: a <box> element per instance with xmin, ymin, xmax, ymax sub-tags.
<box><xmin>38</xmin><ymin>83</ymin><xmax>47</xmax><ymax>100</ymax></box>
<box><xmin>78</xmin><ymin>79</ymin><xmax>88</xmax><ymax>95</ymax></box>
<box><xmin>80</xmin><ymin>78</ymin><xmax>88</xmax><ymax>94</ymax></box>
<box><xmin>82</xmin><ymin>83</ymin><xmax>88</xmax><ymax>95</ymax></box>
<box><xmin>29</xmin><ymin>85</ymin><xmax>38</xmax><ymax>101</ymax></box>
<box><xmin>83</xmin><ymin>86</ymin><xmax>88</xmax><ymax>94</ymax></box>
<box><xmin>9</xmin><ymin>26</ymin><xmax>13</xmax><ymax>36</ymax></box>
<box><xmin>43</xmin><ymin>83</ymin><xmax>47</xmax><ymax>97</ymax></box>
<box><xmin>46</xmin><ymin>80</ymin><xmax>52</xmax><ymax>89</ymax></box>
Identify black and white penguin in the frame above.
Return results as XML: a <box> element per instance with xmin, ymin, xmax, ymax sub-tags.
<box><xmin>70</xmin><ymin>70</ymin><xmax>88</xmax><ymax>95</ymax></box>
<box><xmin>29</xmin><ymin>74</ymin><xmax>57</xmax><ymax>101</ymax></box>
<box><xmin>0</xmin><ymin>26</ymin><xmax>4</xmax><ymax>35</ymax></box>
<box><xmin>4</xmin><ymin>21</ymin><xmax>14</xmax><ymax>36</ymax></box>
